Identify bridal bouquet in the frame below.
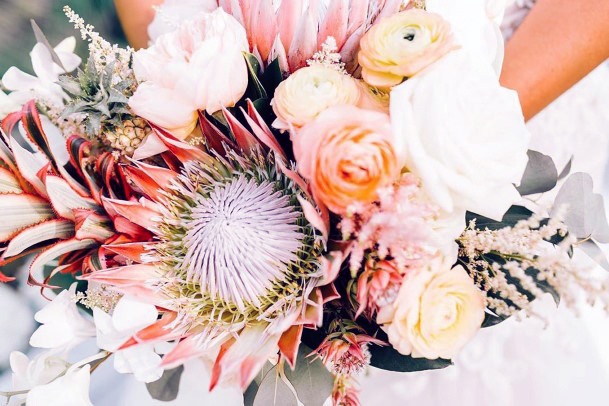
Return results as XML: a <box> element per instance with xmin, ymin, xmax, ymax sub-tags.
<box><xmin>1</xmin><ymin>1</ymin><xmax>608</xmax><ymax>405</ymax></box>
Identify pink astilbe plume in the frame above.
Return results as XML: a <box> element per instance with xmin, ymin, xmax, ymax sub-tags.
<box><xmin>341</xmin><ymin>174</ymin><xmax>439</xmax><ymax>273</ymax></box>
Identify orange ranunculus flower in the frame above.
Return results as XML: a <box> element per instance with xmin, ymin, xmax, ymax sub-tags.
<box><xmin>293</xmin><ymin>105</ymin><xmax>400</xmax><ymax>214</ymax></box>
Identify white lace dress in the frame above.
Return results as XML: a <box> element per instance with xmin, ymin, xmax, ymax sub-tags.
<box><xmin>360</xmin><ymin>2</ymin><xmax>609</xmax><ymax>405</ymax></box>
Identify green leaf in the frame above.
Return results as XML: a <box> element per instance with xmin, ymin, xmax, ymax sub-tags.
<box><xmin>525</xmin><ymin>267</ymin><xmax>560</xmax><ymax>305</ymax></box>
<box><xmin>466</xmin><ymin>205</ymin><xmax>533</xmax><ymax>231</ymax></box>
<box><xmin>481</xmin><ymin>311</ymin><xmax>509</xmax><ymax>328</ymax></box>
<box><xmin>369</xmin><ymin>344</ymin><xmax>452</xmax><ymax>372</ymax></box>
<box><xmin>516</xmin><ymin>150</ymin><xmax>558</xmax><ymax>196</ymax></box>
<box><xmin>369</xmin><ymin>331</ymin><xmax>452</xmax><ymax>372</ymax></box>
<box><xmin>261</xmin><ymin>58</ymin><xmax>284</xmax><ymax>97</ymax></box>
<box><xmin>145</xmin><ymin>366</ymin><xmax>184</xmax><ymax>402</ymax></box>
<box><xmin>244</xmin><ymin>53</ymin><xmax>267</xmax><ymax>100</ymax></box>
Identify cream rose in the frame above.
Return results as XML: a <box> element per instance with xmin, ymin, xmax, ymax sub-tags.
<box><xmin>271</xmin><ymin>65</ymin><xmax>361</xmax><ymax>131</ymax></box>
<box><xmin>390</xmin><ymin>50</ymin><xmax>530</xmax><ymax>220</ymax></box>
<box><xmin>378</xmin><ymin>255</ymin><xmax>485</xmax><ymax>360</ymax></box>
<box><xmin>129</xmin><ymin>9</ymin><xmax>249</xmax><ymax>139</ymax></box>
<box><xmin>293</xmin><ymin>105</ymin><xmax>400</xmax><ymax>214</ymax></box>
<box><xmin>358</xmin><ymin>9</ymin><xmax>457</xmax><ymax>89</ymax></box>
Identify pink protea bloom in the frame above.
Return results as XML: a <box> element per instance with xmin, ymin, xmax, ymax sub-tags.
<box><xmin>314</xmin><ymin>332</ymin><xmax>384</xmax><ymax>376</ymax></box>
<box><xmin>332</xmin><ymin>374</ymin><xmax>362</xmax><ymax>406</ymax></box>
<box><xmin>219</xmin><ymin>0</ymin><xmax>404</xmax><ymax>72</ymax></box>
<box><xmin>356</xmin><ymin>259</ymin><xmax>403</xmax><ymax>317</ymax></box>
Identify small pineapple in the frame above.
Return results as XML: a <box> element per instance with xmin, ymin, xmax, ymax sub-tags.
<box><xmin>106</xmin><ymin>118</ymin><xmax>152</xmax><ymax>155</ymax></box>
<box><xmin>59</xmin><ymin>57</ymin><xmax>150</xmax><ymax>156</ymax></box>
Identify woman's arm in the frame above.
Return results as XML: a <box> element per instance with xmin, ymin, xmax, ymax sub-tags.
<box><xmin>114</xmin><ymin>0</ymin><xmax>164</xmax><ymax>49</ymax></box>
<box><xmin>500</xmin><ymin>0</ymin><xmax>609</xmax><ymax>121</ymax></box>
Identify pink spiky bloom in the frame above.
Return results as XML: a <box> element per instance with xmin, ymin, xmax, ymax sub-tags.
<box><xmin>356</xmin><ymin>259</ymin><xmax>403</xmax><ymax>317</ymax></box>
<box><xmin>341</xmin><ymin>174</ymin><xmax>440</xmax><ymax>273</ymax></box>
<box><xmin>314</xmin><ymin>331</ymin><xmax>384</xmax><ymax>375</ymax></box>
<box><xmin>332</xmin><ymin>373</ymin><xmax>362</xmax><ymax>406</ymax></box>
<box><xmin>218</xmin><ymin>0</ymin><xmax>404</xmax><ymax>72</ymax></box>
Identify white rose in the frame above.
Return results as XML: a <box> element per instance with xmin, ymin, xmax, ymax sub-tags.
<box><xmin>390</xmin><ymin>50</ymin><xmax>530</xmax><ymax>221</ymax></box>
<box><xmin>130</xmin><ymin>9</ymin><xmax>249</xmax><ymax>138</ymax></box>
<box><xmin>378</xmin><ymin>255</ymin><xmax>485</xmax><ymax>360</ymax></box>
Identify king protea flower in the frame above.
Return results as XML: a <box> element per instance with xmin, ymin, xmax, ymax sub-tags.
<box><xmin>83</xmin><ymin>101</ymin><xmax>342</xmax><ymax>389</ymax></box>
<box><xmin>219</xmin><ymin>0</ymin><xmax>404</xmax><ymax>72</ymax></box>
<box><xmin>0</xmin><ymin>101</ymin><xmax>145</xmax><ymax>284</ymax></box>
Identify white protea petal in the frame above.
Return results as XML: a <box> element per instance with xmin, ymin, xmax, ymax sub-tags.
<box><xmin>0</xmin><ymin>167</ymin><xmax>22</xmax><ymax>194</ymax></box>
<box><xmin>0</xmin><ymin>194</ymin><xmax>54</xmax><ymax>241</ymax></box>
<box><xmin>4</xmin><ymin>219</ymin><xmax>74</xmax><ymax>258</ymax></box>
<box><xmin>45</xmin><ymin>176</ymin><xmax>99</xmax><ymax>220</ymax></box>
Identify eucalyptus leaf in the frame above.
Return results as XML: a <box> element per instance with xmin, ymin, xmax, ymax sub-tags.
<box><xmin>145</xmin><ymin>366</ymin><xmax>184</xmax><ymax>402</ymax></box>
<box><xmin>31</xmin><ymin>20</ymin><xmax>68</xmax><ymax>73</ymax></box>
<box><xmin>252</xmin><ymin>346</ymin><xmax>333</xmax><ymax>406</ymax></box>
<box><xmin>552</xmin><ymin>172</ymin><xmax>609</xmax><ymax>242</ymax></box>
<box><xmin>244</xmin><ymin>362</ymin><xmax>275</xmax><ymax>406</ymax></box>
<box><xmin>284</xmin><ymin>346</ymin><xmax>333</xmax><ymax>406</ymax></box>
<box><xmin>579</xmin><ymin>239</ymin><xmax>609</xmax><ymax>272</ymax></box>
<box><xmin>253</xmin><ymin>366</ymin><xmax>298</xmax><ymax>406</ymax></box>
<box><xmin>558</xmin><ymin>157</ymin><xmax>573</xmax><ymax>180</ymax></box>
<box><xmin>516</xmin><ymin>150</ymin><xmax>558</xmax><ymax>196</ymax></box>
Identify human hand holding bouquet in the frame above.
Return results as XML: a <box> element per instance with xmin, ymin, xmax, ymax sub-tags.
<box><xmin>1</xmin><ymin>1</ymin><xmax>609</xmax><ymax>405</ymax></box>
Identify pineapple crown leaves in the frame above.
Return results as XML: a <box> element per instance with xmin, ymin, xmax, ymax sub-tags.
<box><xmin>60</xmin><ymin>56</ymin><xmax>134</xmax><ymax>136</ymax></box>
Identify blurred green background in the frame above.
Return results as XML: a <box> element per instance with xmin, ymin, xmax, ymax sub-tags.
<box><xmin>0</xmin><ymin>0</ymin><xmax>126</xmax><ymax>73</ymax></box>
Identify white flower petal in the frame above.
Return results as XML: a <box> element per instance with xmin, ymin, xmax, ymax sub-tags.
<box><xmin>30</xmin><ymin>43</ymin><xmax>56</xmax><ymax>83</ymax></box>
<box><xmin>112</xmin><ymin>296</ymin><xmax>158</xmax><ymax>333</ymax></box>
<box><xmin>26</xmin><ymin>365</ymin><xmax>93</xmax><ymax>406</ymax></box>
<box><xmin>2</xmin><ymin>67</ymin><xmax>41</xmax><ymax>91</ymax></box>
<box><xmin>114</xmin><ymin>345</ymin><xmax>163</xmax><ymax>383</ymax></box>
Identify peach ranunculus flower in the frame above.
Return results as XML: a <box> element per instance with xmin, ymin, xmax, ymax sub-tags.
<box><xmin>378</xmin><ymin>255</ymin><xmax>485</xmax><ymax>360</ymax></box>
<box><xmin>129</xmin><ymin>9</ymin><xmax>249</xmax><ymax>139</ymax></box>
<box><xmin>358</xmin><ymin>9</ymin><xmax>457</xmax><ymax>89</ymax></box>
<box><xmin>293</xmin><ymin>105</ymin><xmax>400</xmax><ymax>214</ymax></box>
<box><xmin>271</xmin><ymin>65</ymin><xmax>361</xmax><ymax>131</ymax></box>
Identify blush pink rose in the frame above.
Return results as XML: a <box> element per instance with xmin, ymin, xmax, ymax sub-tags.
<box><xmin>293</xmin><ymin>105</ymin><xmax>400</xmax><ymax>214</ymax></box>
